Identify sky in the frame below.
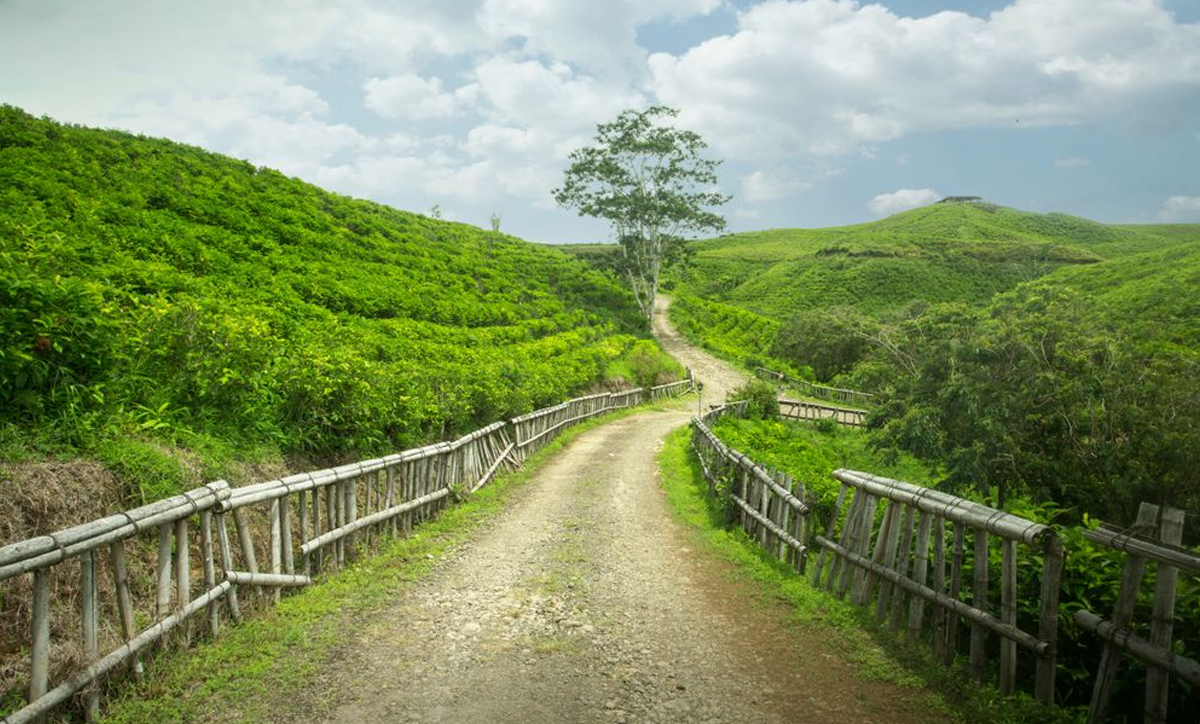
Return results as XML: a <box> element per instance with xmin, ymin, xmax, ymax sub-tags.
<box><xmin>2</xmin><ymin>0</ymin><xmax>1199</xmax><ymax>243</ymax></box>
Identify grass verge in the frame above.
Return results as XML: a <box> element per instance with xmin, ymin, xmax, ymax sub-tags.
<box><xmin>99</xmin><ymin>400</ymin><xmax>677</xmax><ymax>724</ymax></box>
<box><xmin>656</xmin><ymin>425</ymin><xmax>1081</xmax><ymax>724</ymax></box>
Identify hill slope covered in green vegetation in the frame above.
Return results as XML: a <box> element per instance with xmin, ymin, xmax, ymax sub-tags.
<box><xmin>662</xmin><ymin>196</ymin><xmax>1200</xmax><ymax>527</ymax></box>
<box><xmin>665</xmin><ymin>200</ymin><xmax>1199</xmax><ymax>380</ymax></box>
<box><xmin>0</xmin><ymin>105</ymin><xmax>676</xmax><ymax>502</ymax></box>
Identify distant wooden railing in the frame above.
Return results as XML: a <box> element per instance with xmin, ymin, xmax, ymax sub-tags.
<box><xmin>778</xmin><ymin>398</ymin><xmax>866</xmax><ymax>427</ymax></box>
<box><xmin>1076</xmin><ymin>503</ymin><xmax>1200</xmax><ymax>724</ymax></box>
<box><xmin>690</xmin><ymin>402</ymin><xmax>811</xmax><ymax>572</ymax></box>
<box><xmin>755</xmin><ymin>366</ymin><xmax>874</xmax><ymax>408</ymax></box>
<box><xmin>0</xmin><ymin>378</ymin><xmax>695</xmax><ymax>724</ymax></box>
<box><xmin>811</xmin><ymin>470</ymin><xmax>1063</xmax><ymax>705</ymax></box>
<box><xmin>511</xmin><ymin>392</ymin><xmax>617</xmax><ymax>459</ymax></box>
<box><xmin>650</xmin><ymin>378</ymin><xmax>695</xmax><ymax>401</ymax></box>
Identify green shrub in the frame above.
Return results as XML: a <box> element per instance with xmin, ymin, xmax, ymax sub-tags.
<box><xmin>96</xmin><ymin>437</ymin><xmax>192</xmax><ymax>504</ymax></box>
<box><xmin>725</xmin><ymin>380</ymin><xmax>779</xmax><ymax>420</ymax></box>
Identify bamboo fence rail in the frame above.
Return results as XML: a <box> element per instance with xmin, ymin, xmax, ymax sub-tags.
<box><xmin>690</xmin><ymin>391</ymin><xmax>1200</xmax><ymax>717</ymax></box>
<box><xmin>693</xmin><ymin>398</ymin><xmax>1062</xmax><ymax>703</ymax></box>
<box><xmin>0</xmin><ymin>379</ymin><xmax>695</xmax><ymax>723</ymax></box>
<box><xmin>810</xmin><ymin>469</ymin><xmax>1063</xmax><ymax>704</ymax></box>
<box><xmin>0</xmin><ymin>482</ymin><xmax>233</xmax><ymax>724</ymax></box>
<box><xmin>690</xmin><ymin>402</ymin><xmax>812</xmax><ymax>572</ymax></box>
<box><xmin>650</xmin><ymin>378</ymin><xmax>695</xmax><ymax>401</ymax></box>
<box><xmin>1075</xmin><ymin>503</ymin><xmax>1199</xmax><ymax>724</ymax></box>
<box><xmin>778</xmin><ymin>398</ymin><xmax>867</xmax><ymax>427</ymax></box>
<box><xmin>755</xmin><ymin>366</ymin><xmax>874</xmax><ymax>408</ymax></box>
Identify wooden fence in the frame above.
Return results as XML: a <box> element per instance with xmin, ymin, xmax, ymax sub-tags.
<box><xmin>1075</xmin><ymin>503</ymin><xmax>1200</xmax><ymax>724</ymax></box>
<box><xmin>650</xmin><ymin>378</ymin><xmax>695</xmax><ymax>401</ymax></box>
<box><xmin>778</xmin><ymin>398</ymin><xmax>866</xmax><ymax>427</ymax></box>
<box><xmin>810</xmin><ymin>470</ymin><xmax>1063</xmax><ymax>704</ymax></box>
<box><xmin>691</xmin><ymin>391</ymin><xmax>1200</xmax><ymax>718</ymax></box>
<box><xmin>755</xmin><ymin>366</ymin><xmax>874</xmax><ymax>408</ymax></box>
<box><xmin>690</xmin><ymin>402</ymin><xmax>811</xmax><ymax>572</ymax></box>
<box><xmin>0</xmin><ymin>380</ymin><xmax>695</xmax><ymax>724</ymax></box>
<box><xmin>0</xmin><ymin>483</ymin><xmax>234</xmax><ymax>724</ymax></box>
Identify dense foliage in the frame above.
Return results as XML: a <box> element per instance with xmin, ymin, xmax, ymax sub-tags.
<box><xmin>0</xmin><ymin>105</ymin><xmax>677</xmax><ymax>501</ymax></box>
<box><xmin>868</xmin><ymin>241</ymin><xmax>1200</xmax><ymax>527</ymax></box>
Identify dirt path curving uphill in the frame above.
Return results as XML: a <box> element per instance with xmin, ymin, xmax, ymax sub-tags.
<box><xmin>652</xmin><ymin>295</ymin><xmax>746</xmax><ymax>404</ymax></box>
<box><xmin>307</xmin><ymin>300</ymin><xmax>942</xmax><ymax>724</ymax></box>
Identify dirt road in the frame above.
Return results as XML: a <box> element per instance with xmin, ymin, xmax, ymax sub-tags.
<box><xmin>313</xmin><ymin>299</ymin><xmax>937</xmax><ymax>724</ymax></box>
<box><xmin>652</xmin><ymin>295</ymin><xmax>745</xmax><ymax>404</ymax></box>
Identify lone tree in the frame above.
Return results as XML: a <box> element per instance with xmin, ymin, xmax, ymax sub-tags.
<box><xmin>554</xmin><ymin>106</ymin><xmax>729</xmax><ymax>322</ymax></box>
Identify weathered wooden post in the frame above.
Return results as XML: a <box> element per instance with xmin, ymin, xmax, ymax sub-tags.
<box><xmin>81</xmin><ymin>550</ymin><xmax>99</xmax><ymax>721</ymax></box>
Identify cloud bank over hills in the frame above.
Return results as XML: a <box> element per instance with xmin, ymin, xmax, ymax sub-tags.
<box><xmin>2</xmin><ymin>0</ymin><xmax>1198</xmax><ymax>238</ymax></box>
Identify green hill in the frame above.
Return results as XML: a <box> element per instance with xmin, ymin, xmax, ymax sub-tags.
<box><xmin>0</xmin><ymin>105</ymin><xmax>676</xmax><ymax>502</ymax></box>
<box><xmin>665</xmin><ymin>199</ymin><xmax>1199</xmax><ymax>380</ymax></box>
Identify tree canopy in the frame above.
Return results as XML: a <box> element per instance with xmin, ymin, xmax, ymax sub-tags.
<box><xmin>554</xmin><ymin>106</ymin><xmax>729</xmax><ymax>321</ymax></box>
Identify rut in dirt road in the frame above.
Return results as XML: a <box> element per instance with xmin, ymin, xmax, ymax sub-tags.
<box><xmin>311</xmin><ymin>299</ymin><xmax>941</xmax><ymax>724</ymax></box>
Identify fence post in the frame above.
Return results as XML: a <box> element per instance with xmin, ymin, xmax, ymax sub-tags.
<box><xmin>1145</xmin><ymin>507</ymin><xmax>1185</xmax><ymax>724</ymax></box>
<box><xmin>81</xmin><ymin>551</ymin><xmax>99</xmax><ymax>721</ymax></box>
<box><xmin>1087</xmin><ymin>502</ymin><xmax>1159</xmax><ymax>722</ymax></box>
<box><xmin>1034</xmin><ymin>544</ymin><xmax>1059</xmax><ymax>701</ymax></box>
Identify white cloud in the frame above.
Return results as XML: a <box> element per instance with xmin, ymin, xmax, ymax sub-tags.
<box><xmin>650</xmin><ymin>0</ymin><xmax>1200</xmax><ymax>162</ymax></box>
<box><xmin>472</xmin><ymin>56</ymin><xmax>645</xmax><ymax>133</ymax></box>
<box><xmin>364</xmin><ymin>74</ymin><xmax>473</xmax><ymax>120</ymax></box>
<box><xmin>868</xmin><ymin>188</ymin><xmax>940</xmax><ymax>216</ymax></box>
<box><xmin>741</xmin><ymin>168</ymin><xmax>809</xmax><ymax>202</ymax></box>
<box><xmin>1158</xmin><ymin>195</ymin><xmax>1200</xmax><ymax>222</ymax></box>
<box><xmin>477</xmin><ymin>0</ymin><xmax>720</xmax><ymax>72</ymax></box>
<box><xmin>1055</xmin><ymin>157</ymin><xmax>1092</xmax><ymax>168</ymax></box>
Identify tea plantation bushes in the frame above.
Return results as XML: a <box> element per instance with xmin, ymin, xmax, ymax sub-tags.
<box><xmin>668</xmin><ymin>295</ymin><xmax>790</xmax><ymax>372</ymax></box>
<box><xmin>0</xmin><ymin>105</ymin><xmax>672</xmax><ymax>500</ymax></box>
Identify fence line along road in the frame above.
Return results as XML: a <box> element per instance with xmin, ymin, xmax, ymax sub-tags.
<box><xmin>694</xmin><ymin>397</ymin><xmax>1062</xmax><ymax>706</ymax></box>
<box><xmin>691</xmin><ymin>401</ymin><xmax>812</xmax><ymax>573</ymax></box>
<box><xmin>0</xmin><ymin>376</ymin><xmax>696</xmax><ymax>724</ymax></box>
<box><xmin>778</xmin><ymin>398</ymin><xmax>867</xmax><ymax>427</ymax></box>
<box><xmin>755</xmin><ymin>366</ymin><xmax>874</xmax><ymax>408</ymax></box>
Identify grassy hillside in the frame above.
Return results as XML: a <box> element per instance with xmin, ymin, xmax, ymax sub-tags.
<box><xmin>0</xmin><ymin>105</ymin><xmax>677</xmax><ymax>503</ymax></box>
<box><xmin>655</xmin><ymin>195</ymin><xmax>1200</xmax><ymax>525</ymax></box>
<box><xmin>665</xmin><ymin>200</ymin><xmax>1199</xmax><ymax>382</ymax></box>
